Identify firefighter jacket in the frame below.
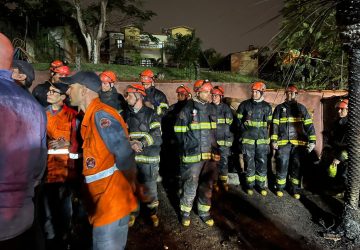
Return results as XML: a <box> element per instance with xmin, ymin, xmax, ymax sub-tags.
<box><xmin>99</xmin><ymin>87</ymin><xmax>126</xmax><ymax>114</ymax></box>
<box><xmin>329</xmin><ymin>117</ymin><xmax>348</xmax><ymax>162</ymax></box>
<box><xmin>174</xmin><ymin>97</ymin><xmax>220</xmax><ymax>164</ymax></box>
<box><xmin>212</xmin><ymin>102</ymin><xmax>234</xmax><ymax>147</ymax></box>
<box><xmin>81</xmin><ymin>98</ymin><xmax>137</xmax><ymax>227</ymax></box>
<box><xmin>236</xmin><ymin>99</ymin><xmax>272</xmax><ymax>145</ymax></box>
<box><xmin>144</xmin><ymin>86</ymin><xmax>169</xmax><ymax>116</ymax></box>
<box><xmin>46</xmin><ymin>105</ymin><xmax>78</xmax><ymax>183</ymax></box>
<box><xmin>125</xmin><ymin>105</ymin><xmax>162</xmax><ymax>164</ymax></box>
<box><xmin>271</xmin><ymin>100</ymin><xmax>316</xmax><ymax>146</ymax></box>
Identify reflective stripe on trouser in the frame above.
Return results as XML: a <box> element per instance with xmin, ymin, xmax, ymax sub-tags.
<box><xmin>179</xmin><ymin>160</ymin><xmax>217</xmax><ymax>214</ymax></box>
<box><xmin>275</xmin><ymin>143</ymin><xmax>305</xmax><ymax>193</ymax></box>
<box><xmin>242</xmin><ymin>143</ymin><xmax>269</xmax><ymax>188</ymax></box>
<box><xmin>218</xmin><ymin>146</ymin><xmax>230</xmax><ymax>176</ymax></box>
<box><xmin>137</xmin><ymin>163</ymin><xmax>159</xmax><ymax>205</ymax></box>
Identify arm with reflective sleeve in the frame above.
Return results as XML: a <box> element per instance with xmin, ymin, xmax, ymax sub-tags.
<box><xmin>141</xmin><ymin>112</ymin><xmax>162</xmax><ymax>148</ymax></box>
<box><xmin>270</xmin><ymin>105</ymin><xmax>280</xmax><ymax>143</ymax></box>
<box><xmin>301</xmin><ymin>105</ymin><xmax>316</xmax><ymax>143</ymax></box>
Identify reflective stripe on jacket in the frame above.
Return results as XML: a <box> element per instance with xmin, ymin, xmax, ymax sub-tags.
<box><xmin>212</xmin><ymin>102</ymin><xmax>234</xmax><ymax>147</ymax></box>
<box><xmin>81</xmin><ymin>98</ymin><xmax>137</xmax><ymax>227</ymax></box>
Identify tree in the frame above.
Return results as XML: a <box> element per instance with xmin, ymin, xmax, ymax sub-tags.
<box><xmin>273</xmin><ymin>0</ymin><xmax>347</xmax><ymax>88</ymax></box>
<box><xmin>165</xmin><ymin>33</ymin><xmax>202</xmax><ymax>68</ymax></box>
<box><xmin>72</xmin><ymin>0</ymin><xmax>155</xmax><ymax>64</ymax></box>
<box><xmin>199</xmin><ymin>48</ymin><xmax>224</xmax><ymax>69</ymax></box>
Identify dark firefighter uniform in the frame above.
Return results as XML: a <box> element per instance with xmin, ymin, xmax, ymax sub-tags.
<box><xmin>174</xmin><ymin>94</ymin><xmax>220</xmax><ymax>226</ymax></box>
<box><xmin>144</xmin><ymin>86</ymin><xmax>169</xmax><ymax>116</ymax></box>
<box><xmin>271</xmin><ymin>100</ymin><xmax>316</xmax><ymax>196</ymax></box>
<box><xmin>213</xmin><ymin>101</ymin><xmax>234</xmax><ymax>187</ymax></box>
<box><xmin>125</xmin><ymin>105</ymin><xmax>162</xmax><ymax>217</ymax></box>
<box><xmin>237</xmin><ymin>99</ymin><xmax>272</xmax><ymax>192</ymax></box>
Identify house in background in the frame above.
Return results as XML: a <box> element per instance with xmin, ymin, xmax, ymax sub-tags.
<box><xmin>162</xmin><ymin>26</ymin><xmax>194</xmax><ymax>37</ymax></box>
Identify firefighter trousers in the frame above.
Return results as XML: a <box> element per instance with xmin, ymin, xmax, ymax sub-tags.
<box><xmin>179</xmin><ymin>160</ymin><xmax>217</xmax><ymax>217</ymax></box>
<box><xmin>275</xmin><ymin>143</ymin><xmax>306</xmax><ymax>194</ymax></box>
<box><xmin>242</xmin><ymin>143</ymin><xmax>269</xmax><ymax>189</ymax></box>
<box><xmin>218</xmin><ymin>146</ymin><xmax>230</xmax><ymax>179</ymax></box>
<box><xmin>137</xmin><ymin>163</ymin><xmax>159</xmax><ymax>215</ymax></box>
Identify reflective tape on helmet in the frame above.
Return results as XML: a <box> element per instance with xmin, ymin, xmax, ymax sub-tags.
<box><xmin>85</xmin><ymin>164</ymin><xmax>118</xmax><ymax>183</ymax></box>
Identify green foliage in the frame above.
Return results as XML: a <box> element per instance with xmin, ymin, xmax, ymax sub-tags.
<box><xmin>199</xmin><ymin>48</ymin><xmax>224</xmax><ymax>69</ymax></box>
<box><xmin>165</xmin><ymin>34</ymin><xmax>202</xmax><ymax>68</ymax></box>
<box><xmin>273</xmin><ymin>0</ymin><xmax>347</xmax><ymax>88</ymax></box>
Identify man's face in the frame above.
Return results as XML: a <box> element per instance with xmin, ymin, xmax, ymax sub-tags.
<box><xmin>47</xmin><ymin>86</ymin><xmax>64</xmax><ymax>105</ymax></box>
<box><xmin>198</xmin><ymin>91</ymin><xmax>211</xmax><ymax>103</ymax></box>
<box><xmin>142</xmin><ymin>82</ymin><xmax>151</xmax><ymax>89</ymax></box>
<box><xmin>251</xmin><ymin>90</ymin><xmax>262</xmax><ymax>100</ymax></box>
<box><xmin>11</xmin><ymin>68</ymin><xmax>26</xmax><ymax>86</ymax></box>
<box><xmin>125</xmin><ymin>92</ymin><xmax>138</xmax><ymax>106</ymax></box>
<box><xmin>177</xmin><ymin>93</ymin><xmax>187</xmax><ymax>102</ymax></box>
<box><xmin>101</xmin><ymin>82</ymin><xmax>112</xmax><ymax>92</ymax></box>
<box><xmin>286</xmin><ymin>91</ymin><xmax>297</xmax><ymax>101</ymax></box>
<box><xmin>338</xmin><ymin>107</ymin><xmax>348</xmax><ymax>118</ymax></box>
<box><xmin>212</xmin><ymin>94</ymin><xmax>221</xmax><ymax>105</ymax></box>
<box><xmin>66</xmin><ymin>83</ymin><xmax>83</xmax><ymax>107</ymax></box>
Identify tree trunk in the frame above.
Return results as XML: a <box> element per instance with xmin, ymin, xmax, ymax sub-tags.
<box><xmin>335</xmin><ymin>0</ymin><xmax>360</xmax><ymax>240</ymax></box>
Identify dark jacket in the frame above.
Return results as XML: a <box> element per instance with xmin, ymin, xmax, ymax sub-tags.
<box><xmin>0</xmin><ymin>70</ymin><xmax>47</xmax><ymax>240</ymax></box>
<box><xmin>213</xmin><ymin>102</ymin><xmax>234</xmax><ymax>147</ymax></box>
<box><xmin>174</xmin><ymin>98</ymin><xmax>220</xmax><ymax>164</ymax></box>
<box><xmin>329</xmin><ymin>117</ymin><xmax>348</xmax><ymax>162</ymax></box>
<box><xmin>271</xmin><ymin>100</ymin><xmax>316</xmax><ymax>146</ymax></box>
<box><xmin>125</xmin><ymin>105</ymin><xmax>162</xmax><ymax>164</ymax></box>
<box><xmin>99</xmin><ymin>87</ymin><xmax>126</xmax><ymax>114</ymax></box>
<box><xmin>32</xmin><ymin>81</ymin><xmax>51</xmax><ymax>107</ymax></box>
<box><xmin>236</xmin><ymin>99</ymin><xmax>272</xmax><ymax>145</ymax></box>
<box><xmin>144</xmin><ymin>86</ymin><xmax>169</xmax><ymax>116</ymax></box>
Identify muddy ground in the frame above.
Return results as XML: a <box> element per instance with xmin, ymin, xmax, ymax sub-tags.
<box><xmin>127</xmin><ymin>177</ymin><xmax>358</xmax><ymax>250</ymax></box>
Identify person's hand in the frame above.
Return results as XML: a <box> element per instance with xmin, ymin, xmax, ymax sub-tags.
<box><xmin>271</xmin><ymin>142</ymin><xmax>278</xmax><ymax>150</ymax></box>
<box><xmin>130</xmin><ymin>140</ymin><xmax>143</xmax><ymax>152</ymax></box>
<box><xmin>48</xmin><ymin>138</ymin><xmax>70</xmax><ymax>149</ymax></box>
<box><xmin>307</xmin><ymin>142</ymin><xmax>315</xmax><ymax>153</ymax></box>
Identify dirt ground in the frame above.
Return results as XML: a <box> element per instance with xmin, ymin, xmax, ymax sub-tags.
<box><xmin>126</xmin><ymin>177</ymin><xmax>358</xmax><ymax>250</ymax></box>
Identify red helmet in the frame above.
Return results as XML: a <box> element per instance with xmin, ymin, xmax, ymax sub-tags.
<box><xmin>251</xmin><ymin>81</ymin><xmax>266</xmax><ymax>92</ymax></box>
<box><xmin>336</xmin><ymin>99</ymin><xmax>349</xmax><ymax>109</ymax></box>
<box><xmin>140</xmin><ymin>69</ymin><xmax>154</xmax><ymax>84</ymax></box>
<box><xmin>125</xmin><ymin>84</ymin><xmax>147</xmax><ymax>96</ymax></box>
<box><xmin>50</xmin><ymin>60</ymin><xmax>63</xmax><ymax>68</ymax></box>
<box><xmin>285</xmin><ymin>84</ymin><xmax>298</xmax><ymax>93</ymax></box>
<box><xmin>193</xmin><ymin>79</ymin><xmax>213</xmax><ymax>92</ymax></box>
<box><xmin>211</xmin><ymin>86</ymin><xmax>224</xmax><ymax>96</ymax></box>
<box><xmin>53</xmin><ymin>65</ymin><xmax>70</xmax><ymax>76</ymax></box>
<box><xmin>176</xmin><ymin>84</ymin><xmax>191</xmax><ymax>95</ymax></box>
<box><xmin>100</xmin><ymin>70</ymin><xmax>117</xmax><ymax>83</ymax></box>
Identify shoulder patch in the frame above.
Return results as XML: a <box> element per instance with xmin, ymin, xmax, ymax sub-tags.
<box><xmin>100</xmin><ymin>118</ymin><xmax>111</xmax><ymax>128</ymax></box>
<box><xmin>86</xmin><ymin>157</ymin><xmax>96</xmax><ymax>169</ymax></box>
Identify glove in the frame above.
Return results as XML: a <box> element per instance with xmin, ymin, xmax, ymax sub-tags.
<box><xmin>271</xmin><ymin>142</ymin><xmax>278</xmax><ymax>150</ymax></box>
<box><xmin>328</xmin><ymin>163</ymin><xmax>337</xmax><ymax>178</ymax></box>
<box><xmin>307</xmin><ymin>142</ymin><xmax>315</xmax><ymax>153</ymax></box>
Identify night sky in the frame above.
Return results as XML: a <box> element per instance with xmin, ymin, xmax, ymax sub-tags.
<box><xmin>144</xmin><ymin>0</ymin><xmax>283</xmax><ymax>56</ymax></box>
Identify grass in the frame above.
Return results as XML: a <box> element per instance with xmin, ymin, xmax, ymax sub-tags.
<box><xmin>32</xmin><ymin>63</ymin><xmax>279</xmax><ymax>86</ymax></box>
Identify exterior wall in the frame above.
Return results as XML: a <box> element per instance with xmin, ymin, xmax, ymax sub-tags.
<box><xmin>231</xmin><ymin>49</ymin><xmax>258</xmax><ymax>75</ymax></box>
<box><xmin>32</xmin><ymin>70</ymin><xmax>347</xmax><ymax>157</ymax></box>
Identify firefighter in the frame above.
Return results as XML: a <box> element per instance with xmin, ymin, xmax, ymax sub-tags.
<box><xmin>140</xmin><ymin>69</ymin><xmax>169</xmax><ymax>116</ymax></box>
<box><xmin>211</xmin><ymin>86</ymin><xmax>234</xmax><ymax>191</ymax></box>
<box><xmin>11</xmin><ymin>59</ymin><xmax>35</xmax><ymax>89</ymax></box>
<box><xmin>44</xmin><ymin>82</ymin><xmax>79</xmax><ymax>247</ymax></box>
<box><xmin>236</xmin><ymin>82</ymin><xmax>272</xmax><ymax>196</ymax></box>
<box><xmin>62</xmin><ymin>71</ymin><xmax>138</xmax><ymax>250</ymax></box>
<box><xmin>327</xmin><ymin>99</ymin><xmax>348</xmax><ymax>190</ymax></box>
<box><xmin>32</xmin><ymin>63</ymin><xmax>70</xmax><ymax>107</ymax></box>
<box><xmin>99</xmin><ymin>70</ymin><xmax>126</xmax><ymax>115</ymax></box>
<box><xmin>161</xmin><ymin>85</ymin><xmax>192</xmax><ymax>192</ymax></box>
<box><xmin>271</xmin><ymin>84</ymin><xmax>316</xmax><ymax>199</ymax></box>
<box><xmin>124</xmin><ymin>84</ymin><xmax>162</xmax><ymax>227</ymax></box>
<box><xmin>174</xmin><ymin>79</ymin><xmax>219</xmax><ymax>227</ymax></box>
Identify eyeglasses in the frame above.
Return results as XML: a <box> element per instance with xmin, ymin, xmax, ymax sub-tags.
<box><xmin>48</xmin><ymin>89</ymin><xmax>61</xmax><ymax>95</ymax></box>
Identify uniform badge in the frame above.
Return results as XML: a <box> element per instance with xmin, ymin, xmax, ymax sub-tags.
<box><xmin>192</xmin><ymin>109</ymin><xmax>198</xmax><ymax>117</ymax></box>
<box><xmin>100</xmin><ymin>118</ymin><xmax>111</xmax><ymax>128</ymax></box>
<box><xmin>86</xmin><ymin>157</ymin><xmax>96</xmax><ymax>169</ymax></box>
<box><xmin>282</xmin><ymin>107</ymin><xmax>287</xmax><ymax>112</ymax></box>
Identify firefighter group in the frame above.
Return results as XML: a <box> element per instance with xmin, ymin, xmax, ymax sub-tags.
<box><xmin>0</xmin><ymin>32</ymin><xmax>349</xmax><ymax>250</ymax></box>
